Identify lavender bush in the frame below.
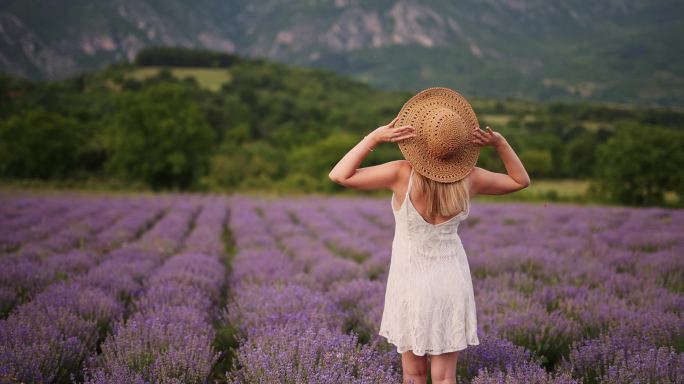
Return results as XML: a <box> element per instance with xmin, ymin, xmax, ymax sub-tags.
<box><xmin>227</xmin><ymin>322</ymin><xmax>399</xmax><ymax>384</ymax></box>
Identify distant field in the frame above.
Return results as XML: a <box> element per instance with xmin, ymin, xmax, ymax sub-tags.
<box><xmin>476</xmin><ymin>178</ymin><xmax>679</xmax><ymax>206</ymax></box>
<box><xmin>474</xmin><ymin>179</ymin><xmax>592</xmax><ymax>203</ymax></box>
<box><xmin>0</xmin><ymin>179</ymin><xmax>592</xmax><ymax>202</ymax></box>
<box><xmin>480</xmin><ymin>114</ymin><xmax>512</xmax><ymax>126</ymax></box>
<box><xmin>126</xmin><ymin>66</ymin><xmax>233</xmax><ymax>91</ymax></box>
<box><xmin>1</xmin><ymin>178</ymin><xmax>680</xmax><ymax>207</ymax></box>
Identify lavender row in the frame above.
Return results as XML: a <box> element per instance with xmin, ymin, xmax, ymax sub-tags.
<box><xmin>0</xmin><ymin>197</ymin><xmax>202</xmax><ymax>383</ymax></box>
<box><xmin>293</xmin><ymin>199</ymin><xmax>392</xmax><ymax>283</ymax></box>
<box><xmin>4</xmin><ymin>199</ymin><xmax>125</xmax><ymax>260</ymax></box>
<box><xmin>0</xmin><ymin>198</ymin><xmax>168</xmax><ymax>317</ymax></box>
<box><xmin>82</xmin><ymin>198</ymin><xmax>230</xmax><ymax>383</ymax></box>
<box><xmin>0</xmin><ymin>195</ymin><xmax>69</xmax><ymax>238</ymax></box>
<box><xmin>0</xmin><ymin>195</ymin><xmax>102</xmax><ymax>252</ymax></box>
<box><xmin>222</xmin><ymin>195</ymin><xmax>401</xmax><ymax>383</ymax></box>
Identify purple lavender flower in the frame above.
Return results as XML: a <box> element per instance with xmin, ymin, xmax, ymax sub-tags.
<box><xmin>601</xmin><ymin>345</ymin><xmax>683</xmax><ymax>384</ymax></box>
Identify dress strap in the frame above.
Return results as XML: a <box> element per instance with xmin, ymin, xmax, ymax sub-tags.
<box><xmin>405</xmin><ymin>167</ymin><xmax>414</xmax><ymax>199</ymax></box>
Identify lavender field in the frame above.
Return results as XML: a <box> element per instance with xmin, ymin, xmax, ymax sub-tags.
<box><xmin>0</xmin><ymin>192</ymin><xmax>682</xmax><ymax>383</ymax></box>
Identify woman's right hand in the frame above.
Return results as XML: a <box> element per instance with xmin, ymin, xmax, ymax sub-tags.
<box><xmin>371</xmin><ymin>116</ymin><xmax>416</xmax><ymax>144</ymax></box>
<box><xmin>471</xmin><ymin>125</ymin><xmax>504</xmax><ymax>147</ymax></box>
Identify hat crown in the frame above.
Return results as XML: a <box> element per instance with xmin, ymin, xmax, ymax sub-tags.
<box><xmin>426</xmin><ymin>106</ymin><xmax>468</xmax><ymax>160</ymax></box>
<box><xmin>396</xmin><ymin>87</ymin><xmax>480</xmax><ymax>183</ymax></box>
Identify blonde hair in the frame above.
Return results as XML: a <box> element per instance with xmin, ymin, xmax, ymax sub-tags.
<box><xmin>413</xmin><ymin>170</ymin><xmax>470</xmax><ymax>218</ymax></box>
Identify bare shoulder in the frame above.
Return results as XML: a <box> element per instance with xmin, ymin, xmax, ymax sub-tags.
<box><xmin>392</xmin><ymin>159</ymin><xmax>412</xmax><ymax>189</ymax></box>
<box><xmin>398</xmin><ymin>159</ymin><xmax>412</xmax><ymax>173</ymax></box>
<box><xmin>382</xmin><ymin>159</ymin><xmax>410</xmax><ymax>175</ymax></box>
<box><xmin>465</xmin><ymin>166</ymin><xmax>486</xmax><ymax>197</ymax></box>
<box><xmin>468</xmin><ymin>166</ymin><xmax>485</xmax><ymax>182</ymax></box>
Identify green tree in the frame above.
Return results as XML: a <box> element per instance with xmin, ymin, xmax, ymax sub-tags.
<box><xmin>102</xmin><ymin>83</ymin><xmax>215</xmax><ymax>189</ymax></box>
<box><xmin>0</xmin><ymin>106</ymin><xmax>87</xmax><ymax>179</ymax></box>
<box><xmin>287</xmin><ymin>131</ymin><xmax>360</xmax><ymax>191</ymax></box>
<box><xmin>595</xmin><ymin>124</ymin><xmax>684</xmax><ymax>206</ymax></box>
<box><xmin>519</xmin><ymin>149</ymin><xmax>553</xmax><ymax>178</ymax></box>
<box><xmin>208</xmin><ymin>140</ymin><xmax>286</xmax><ymax>189</ymax></box>
<box><xmin>563</xmin><ymin>131</ymin><xmax>598</xmax><ymax>178</ymax></box>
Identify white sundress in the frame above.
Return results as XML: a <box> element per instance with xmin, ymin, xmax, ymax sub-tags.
<box><xmin>379</xmin><ymin>167</ymin><xmax>480</xmax><ymax>356</ymax></box>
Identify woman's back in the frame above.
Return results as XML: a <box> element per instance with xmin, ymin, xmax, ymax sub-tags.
<box><xmin>392</xmin><ymin>165</ymin><xmax>472</xmax><ymax>225</ymax></box>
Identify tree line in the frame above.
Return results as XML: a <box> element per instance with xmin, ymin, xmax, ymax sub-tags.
<box><xmin>0</xmin><ymin>47</ymin><xmax>682</xmax><ymax>206</ymax></box>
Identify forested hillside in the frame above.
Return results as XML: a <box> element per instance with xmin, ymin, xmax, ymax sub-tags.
<box><xmin>1</xmin><ymin>47</ymin><xmax>682</xmax><ymax>206</ymax></box>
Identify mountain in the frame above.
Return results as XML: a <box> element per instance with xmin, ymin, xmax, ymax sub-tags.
<box><xmin>1</xmin><ymin>0</ymin><xmax>683</xmax><ymax>107</ymax></box>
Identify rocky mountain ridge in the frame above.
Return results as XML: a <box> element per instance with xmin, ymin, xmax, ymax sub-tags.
<box><xmin>1</xmin><ymin>0</ymin><xmax>682</xmax><ymax>106</ymax></box>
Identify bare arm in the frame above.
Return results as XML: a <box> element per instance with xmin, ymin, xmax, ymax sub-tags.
<box><xmin>470</xmin><ymin>126</ymin><xmax>531</xmax><ymax>196</ymax></box>
<box><xmin>328</xmin><ymin>116</ymin><xmax>415</xmax><ymax>190</ymax></box>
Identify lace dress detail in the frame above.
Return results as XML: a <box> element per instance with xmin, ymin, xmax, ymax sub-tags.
<box><xmin>379</xmin><ymin>167</ymin><xmax>480</xmax><ymax>356</ymax></box>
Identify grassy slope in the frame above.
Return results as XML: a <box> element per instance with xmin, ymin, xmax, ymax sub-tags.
<box><xmin>126</xmin><ymin>67</ymin><xmax>233</xmax><ymax>92</ymax></box>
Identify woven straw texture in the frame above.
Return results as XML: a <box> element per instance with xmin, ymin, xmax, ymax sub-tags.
<box><xmin>396</xmin><ymin>87</ymin><xmax>480</xmax><ymax>182</ymax></box>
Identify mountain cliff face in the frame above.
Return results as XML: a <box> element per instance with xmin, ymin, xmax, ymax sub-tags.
<box><xmin>1</xmin><ymin>0</ymin><xmax>682</xmax><ymax>106</ymax></box>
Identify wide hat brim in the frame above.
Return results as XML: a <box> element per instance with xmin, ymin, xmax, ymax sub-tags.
<box><xmin>396</xmin><ymin>87</ymin><xmax>480</xmax><ymax>183</ymax></box>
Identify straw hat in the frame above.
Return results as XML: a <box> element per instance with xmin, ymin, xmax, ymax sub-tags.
<box><xmin>396</xmin><ymin>86</ymin><xmax>480</xmax><ymax>182</ymax></box>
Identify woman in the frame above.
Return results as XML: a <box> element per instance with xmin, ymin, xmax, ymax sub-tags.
<box><xmin>328</xmin><ymin>88</ymin><xmax>531</xmax><ymax>384</ymax></box>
